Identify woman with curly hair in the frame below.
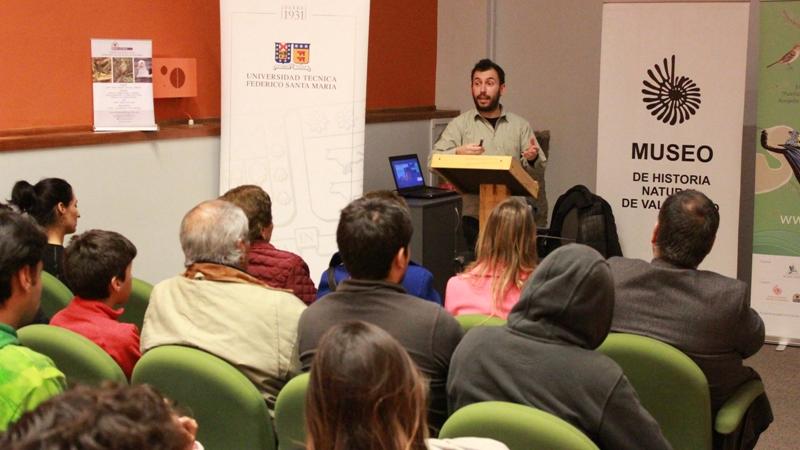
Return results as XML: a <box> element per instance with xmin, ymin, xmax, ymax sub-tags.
<box><xmin>0</xmin><ymin>383</ymin><xmax>201</xmax><ymax>450</ymax></box>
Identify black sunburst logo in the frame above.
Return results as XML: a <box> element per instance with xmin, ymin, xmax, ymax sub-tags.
<box><xmin>642</xmin><ymin>55</ymin><xmax>701</xmax><ymax>126</ymax></box>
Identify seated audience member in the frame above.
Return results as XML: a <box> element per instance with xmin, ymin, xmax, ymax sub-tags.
<box><xmin>10</xmin><ymin>178</ymin><xmax>80</xmax><ymax>282</ymax></box>
<box><xmin>141</xmin><ymin>199</ymin><xmax>305</xmax><ymax>409</ymax></box>
<box><xmin>0</xmin><ymin>211</ymin><xmax>66</xmax><ymax>431</ymax></box>
<box><xmin>448</xmin><ymin>244</ymin><xmax>671</xmax><ymax>450</ymax></box>
<box><xmin>9</xmin><ymin>178</ymin><xmax>80</xmax><ymax>323</ymax></box>
<box><xmin>221</xmin><ymin>185</ymin><xmax>317</xmax><ymax>304</ymax></box>
<box><xmin>0</xmin><ymin>383</ymin><xmax>200</xmax><ymax>450</ymax></box>
<box><xmin>609</xmin><ymin>189</ymin><xmax>772</xmax><ymax>449</ymax></box>
<box><xmin>316</xmin><ymin>190</ymin><xmax>442</xmax><ymax>305</ymax></box>
<box><xmin>50</xmin><ymin>230</ymin><xmax>140</xmax><ymax>379</ymax></box>
<box><xmin>299</xmin><ymin>196</ymin><xmax>463</xmax><ymax>431</ymax></box>
<box><xmin>445</xmin><ymin>198</ymin><xmax>537</xmax><ymax>319</ymax></box>
<box><xmin>307</xmin><ymin>320</ymin><xmax>508</xmax><ymax>450</ymax></box>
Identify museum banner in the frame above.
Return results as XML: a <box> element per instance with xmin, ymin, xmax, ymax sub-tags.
<box><xmin>220</xmin><ymin>0</ymin><xmax>369</xmax><ymax>278</ymax></box>
<box><xmin>752</xmin><ymin>0</ymin><xmax>800</xmax><ymax>344</ymax></box>
<box><xmin>596</xmin><ymin>1</ymin><xmax>749</xmax><ymax>277</ymax></box>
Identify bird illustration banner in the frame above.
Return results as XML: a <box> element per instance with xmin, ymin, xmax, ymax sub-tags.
<box><xmin>752</xmin><ymin>0</ymin><xmax>800</xmax><ymax>344</ymax></box>
<box><xmin>220</xmin><ymin>0</ymin><xmax>369</xmax><ymax>279</ymax></box>
<box><xmin>596</xmin><ymin>2</ymin><xmax>749</xmax><ymax>277</ymax></box>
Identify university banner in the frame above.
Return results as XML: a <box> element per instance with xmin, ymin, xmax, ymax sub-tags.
<box><xmin>752</xmin><ymin>0</ymin><xmax>800</xmax><ymax>343</ymax></box>
<box><xmin>220</xmin><ymin>1</ymin><xmax>369</xmax><ymax>278</ymax></box>
<box><xmin>596</xmin><ymin>2</ymin><xmax>749</xmax><ymax>277</ymax></box>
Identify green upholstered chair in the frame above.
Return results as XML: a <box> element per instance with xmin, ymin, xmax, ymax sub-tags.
<box><xmin>17</xmin><ymin>324</ymin><xmax>127</xmax><ymax>386</ymax></box>
<box><xmin>598</xmin><ymin>333</ymin><xmax>765</xmax><ymax>450</ymax></box>
<box><xmin>439</xmin><ymin>401</ymin><xmax>598</xmax><ymax>450</ymax></box>
<box><xmin>274</xmin><ymin>372</ymin><xmax>309</xmax><ymax>450</ymax></box>
<box><xmin>40</xmin><ymin>271</ymin><xmax>72</xmax><ymax>318</ymax></box>
<box><xmin>132</xmin><ymin>345</ymin><xmax>275</xmax><ymax>450</ymax></box>
<box><xmin>118</xmin><ymin>277</ymin><xmax>152</xmax><ymax>331</ymax></box>
<box><xmin>454</xmin><ymin>314</ymin><xmax>506</xmax><ymax>332</ymax></box>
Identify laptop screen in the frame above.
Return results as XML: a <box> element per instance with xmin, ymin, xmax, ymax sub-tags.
<box><xmin>389</xmin><ymin>154</ymin><xmax>426</xmax><ymax>190</ymax></box>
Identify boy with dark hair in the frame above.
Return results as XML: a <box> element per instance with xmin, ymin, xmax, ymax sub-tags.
<box><xmin>316</xmin><ymin>190</ymin><xmax>442</xmax><ymax>304</ymax></box>
<box><xmin>50</xmin><ymin>230</ymin><xmax>140</xmax><ymax>379</ymax></box>
<box><xmin>0</xmin><ymin>211</ymin><xmax>66</xmax><ymax>431</ymax></box>
<box><xmin>298</xmin><ymin>196</ymin><xmax>462</xmax><ymax>432</ymax></box>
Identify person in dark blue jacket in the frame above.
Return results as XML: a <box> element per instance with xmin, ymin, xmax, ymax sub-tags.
<box><xmin>316</xmin><ymin>252</ymin><xmax>441</xmax><ymax>305</ymax></box>
<box><xmin>316</xmin><ymin>191</ymin><xmax>441</xmax><ymax>305</ymax></box>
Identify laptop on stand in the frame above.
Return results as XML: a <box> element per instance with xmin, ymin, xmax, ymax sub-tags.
<box><xmin>389</xmin><ymin>154</ymin><xmax>458</xmax><ymax>199</ymax></box>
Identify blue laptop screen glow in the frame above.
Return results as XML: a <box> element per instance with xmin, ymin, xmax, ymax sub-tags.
<box><xmin>391</xmin><ymin>157</ymin><xmax>425</xmax><ymax>190</ymax></box>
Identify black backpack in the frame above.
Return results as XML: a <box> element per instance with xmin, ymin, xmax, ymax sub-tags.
<box><xmin>541</xmin><ymin>185</ymin><xmax>622</xmax><ymax>259</ymax></box>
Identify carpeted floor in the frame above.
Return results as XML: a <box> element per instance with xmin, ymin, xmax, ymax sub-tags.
<box><xmin>748</xmin><ymin>343</ymin><xmax>800</xmax><ymax>450</ymax></box>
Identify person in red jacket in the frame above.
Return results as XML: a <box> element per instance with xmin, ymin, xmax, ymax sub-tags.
<box><xmin>221</xmin><ymin>185</ymin><xmax>317</xmax><ymax>303</ymax></box>
<box><xmin>50</xmin><ymin>229</ymin><xmax>139</xmax><ymax>379</ymax></box>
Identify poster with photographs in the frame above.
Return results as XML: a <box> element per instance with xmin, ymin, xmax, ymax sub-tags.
<box><xmin>91</xmin><ymin>39</ymin><xmax>156</xmax><ymax>131</ymax></box>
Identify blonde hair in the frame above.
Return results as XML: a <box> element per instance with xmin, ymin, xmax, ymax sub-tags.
<box><xmin>467</xmin><ymin>198</ymin><xmax>538</xmax><ymax>313</ymax></box>
<box><xmin>306</xmin><ymin>321</ymin><xmax>428</xmax><ymax>450</ymax></box>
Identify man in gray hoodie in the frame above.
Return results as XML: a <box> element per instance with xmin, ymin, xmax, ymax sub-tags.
<box><xmin>447</xmin><ymin>244</ymin><xmax>671</xmax><ymax>450</ymax></box>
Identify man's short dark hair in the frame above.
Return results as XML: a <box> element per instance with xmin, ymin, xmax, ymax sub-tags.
<box><xmin>471</xmin><ymin>58</ymin><xmax>505</xmax><ymax>84</ymax></box>
<box><xmin>656</xmin><ymin>190</ymin><xmax>719</xmax><ymax>268</ymax></box>
<box><xmin>64</xmin><ymin>230</ymin><xmax>137</xmax><ymax>300</ymax></box>
<box><xmin>0</xmin><ymin>211</ymin><xmax>46</xmax><ymax>306</ymax></box>
<box><xmin>336</xmin><ymin>197</ymin><xmax>412</xmax><ymax>280</ymax></box>
<box><xmin>0</xmin><ymin>383</ymin><xmax>193</xmax><ymax>450</ymax></box>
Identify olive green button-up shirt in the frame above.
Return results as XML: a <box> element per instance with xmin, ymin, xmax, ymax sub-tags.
<box><xmin>431</xmin><ymin>108</ymin><xmax>548</xmax><ymax>224</ymax></box>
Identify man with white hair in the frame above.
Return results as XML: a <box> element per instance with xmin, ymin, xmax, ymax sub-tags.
<box><xmin>141</xmin><ymin>199</ymin><xmax>306</xmax><ymax>410</ymax></box>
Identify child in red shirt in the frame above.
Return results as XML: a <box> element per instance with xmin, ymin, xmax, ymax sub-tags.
<box><xmin>50</xmin><ymin>230</ymin><xmax>139</xmax><ymax>379</ymax></box>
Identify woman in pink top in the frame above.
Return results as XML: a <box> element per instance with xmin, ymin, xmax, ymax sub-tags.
<box><xmin>445</xmin><ymin>198</ymin><xmax>538</xmax><ymax>319</ymax></box>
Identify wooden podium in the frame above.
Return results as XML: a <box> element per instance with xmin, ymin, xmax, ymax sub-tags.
<box><xmin>430</xmin><ymin>154</ymin><xmax>539</xmax><ymax>234</ymax></box>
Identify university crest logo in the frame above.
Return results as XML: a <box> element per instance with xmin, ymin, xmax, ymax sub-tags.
<box><xmin>275</xmin><ymin>42</ymin><xmax>292</xmax><ymax>64</ymax></box>
<box><xmin>274</xmin><ymin>42</ymin><xmax>311</xmax><ymax>65</ymax></box>
<box><xmin>293</xmin><ymin>43</ymin><xmax>310</xmax><ymax>65</ymax></box>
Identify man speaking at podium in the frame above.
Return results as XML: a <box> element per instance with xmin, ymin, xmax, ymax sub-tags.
<box><xmin>432</xmin><ymin>59</ymin><xmax>547</xmax><ymax>246</ymax></box>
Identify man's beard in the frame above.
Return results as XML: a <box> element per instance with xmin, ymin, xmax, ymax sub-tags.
<box><xmin>473</xmin><ymin>93</ymin><xmax>501</xmax><ymax>113</ymax></box>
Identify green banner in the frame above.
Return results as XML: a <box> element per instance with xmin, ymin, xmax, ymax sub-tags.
<box><xmin>755</xmin><ymin>1</ymin><xmax>800</xmax><ymax>256</ymax></box>
<box><xmin>753</xmin><ymin>0</ymin><xmax>800</xmax><ymax>342</ymax></box>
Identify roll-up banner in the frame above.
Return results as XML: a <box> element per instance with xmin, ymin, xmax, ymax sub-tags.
<box><xmin>596</xmin><ymin>1</ymin><xmax>749</xmax><ymax>277</ymax></box>
<box><xmin>220</xmin><ymin>0</ymin><xmax>370</xmax><ymax>279</ymax></box>
<box><xmin>752</xmin><ymin>0</ymin><xmax>800</xmax><ymax>345</ymax></box>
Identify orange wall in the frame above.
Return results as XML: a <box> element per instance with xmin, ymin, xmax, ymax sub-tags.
<box><xmin>367</xmin><ymin>0</ymin><xmax>437</xmax><ymax>109</ymax></box>
<box><xmin>0</xmin><ymin>0</ymin><xmax>436</xmax><ymax>132</ymax></box>
<box><xmin>0</xmin><ymin>1</ymin><xmax>221</xmax><ymax>130</ymax></box>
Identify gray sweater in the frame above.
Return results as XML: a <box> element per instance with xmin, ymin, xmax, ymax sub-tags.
<box><xmin>298</xmin><ymin>278</ymin><xmax>463</xmax><ymax>431</ymax></box>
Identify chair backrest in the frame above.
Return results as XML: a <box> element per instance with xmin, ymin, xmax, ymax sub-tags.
<box><xmin>455</xmin><ymin>314</ymin><xmax>506</xmax><ymax>332</ymax></box>
<box><xmin>17</xmin><ymin>324</ymin><xmax>127</xmax><ymax>386</ymax></box>
<box><xmin>597</xmin><ymin>333</ymin><xmax>712</xmax><ymax>450</ymax></box>
<box><xmin>117</xmin><ymin>277</ymin><xmax>152</xmax><ymax>331</ymax></box>
<box><xmin>274</xmin><ymin>372</ymin><xmax>309</xmax><ymax>450</ymax></box>
<box><xmin>131</xmin><ymin>345</ymin><xmax>275</xmax><ymax>450</ymax></box>
<box><xmin>439</xmin><ymin>401</ymin><xmax>598</xmax><ymax>450</ymax></box>
<box><xmin>40</xmin><ymin>271</ymin><xmax>72</xmax><ymax>318</ymax></box>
